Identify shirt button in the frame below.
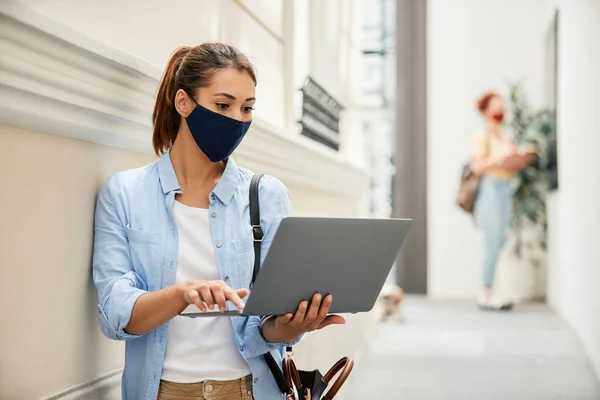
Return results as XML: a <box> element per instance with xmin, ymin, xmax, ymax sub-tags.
<box><xmin>240</xmin><ymin>345</ymin><xmax>244</xmax><ymax>352</ymax></box>
<box><xmin>224</xmin><ymin>276</ymin><xmax>229</xmax><ymax>282</ymax></box>
<box><xmin>211</xmin><ymin>211</ymin><xmax>217</xmax><ymax>218</ymax></box>
<box><xmin>210</xmin><ymin>194</ymin><xmax>216</xmax><ymax>201</ymax></box>
<box><xmin>205</xmin><ymin>384</ymin><xmax>213</xmax><ymax>393</ymax></box>
<box><xmin>216</xmin><ymin>242</ymin><xmax>222</xmax><ymax>248</ymax></box>
<box><xmin>254</xmin><ymin>377</ymin><xmax>259</xmax><ymax>383</ymax></box>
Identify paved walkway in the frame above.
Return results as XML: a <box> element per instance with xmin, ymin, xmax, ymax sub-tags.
<box><xmin>345</xmin><ymin>296</ymin><xmax>600</xmax><ymax>400</ymax></box>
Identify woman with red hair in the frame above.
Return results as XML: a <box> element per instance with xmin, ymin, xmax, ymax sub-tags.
<box><xmin>470</xmin><ymin>92</ymin><xmax>536</xmax><ymax>311</ymax></box>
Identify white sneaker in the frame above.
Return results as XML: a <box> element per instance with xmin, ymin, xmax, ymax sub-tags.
<box><xmin>477</xmin><ymin>293</ymin><xmax>513</xmax><ymax>311</ymax></box>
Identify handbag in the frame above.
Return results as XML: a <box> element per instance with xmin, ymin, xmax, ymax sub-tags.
<box><xmin>249</xmin><ymin>174</ymin><xmax>355</xmax><ymax>400</ymax></box>
<box><xmin>456</xmin><ymin>132</ymin><xmax>490</xmax><ymax>213</ymax></box>
<box><xmin>456</xmin><ymin>164</ymin><xmax>480</xmax><ymax>213</ymax></box>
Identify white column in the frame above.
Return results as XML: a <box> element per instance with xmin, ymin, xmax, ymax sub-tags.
<box><xmin>285</xmin><ymin>0</ymin><xmax>311</xmax><ymax>132</ymax></box>
<box><xmin>309</xmin><ymin>0</ymin><xmax>340</xmax><ymax>93</ymax></box>
<box><xmin>337</xmin><ymin>0</ymin><xmax>366</xmax><ymax>167</ymax></box>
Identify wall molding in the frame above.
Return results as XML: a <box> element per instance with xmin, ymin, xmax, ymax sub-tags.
<box><xmin>0</xmin><ymin>0</ymin><xmax>368</xmax><ymax>198</ymax></box>
<box><xmin>44</xmin><ymin>369</ymin><xmax>122</xmax><ymax>400</ymax></box>
<box><xmin>234</xmin><ymin>0</ymin><xmax>284</xmax><ymax>44</ymax></box>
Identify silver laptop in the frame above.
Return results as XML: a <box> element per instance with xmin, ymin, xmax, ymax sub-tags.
<box><xmin>181</xmin><ymin>216</ymin><xmax>411</xmax><ymax>318</ymax></box>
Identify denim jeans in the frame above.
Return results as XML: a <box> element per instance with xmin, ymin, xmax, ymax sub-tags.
<box><xmin>475</xmin><ymin>176</ymin><xmax>513</xmax><ymax>287</ymax></box>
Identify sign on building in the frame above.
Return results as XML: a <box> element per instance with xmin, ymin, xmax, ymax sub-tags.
<box><xmin>300</xmin><ymin>77</ymin><xmax>343</xmax><ymax>151</ymax></box>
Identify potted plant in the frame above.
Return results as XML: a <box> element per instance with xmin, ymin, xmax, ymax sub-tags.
<box><xmin>507</xmin><ymin>83</ymin><xmax>555</xmax><ymax>266</ymax></box>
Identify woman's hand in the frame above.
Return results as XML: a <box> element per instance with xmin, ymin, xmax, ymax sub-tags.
<box><xmin>518</xmin><ymin>144</ymin><xmax>538</xmax><ymax>156</ymax></box>
<box><xmin>261</xmin><ymin>293</ymin><xmax>346</xmax><ymax>344</ymax></box>
<box><xmin>503</xmin><ymin>143</ymin><xmax>520</xmax><ymax>157</ymax></box>
<box><xmin>500</xmin><ymin>148</ymin><xmax>537</xmax><ymax>171</ymax></box>
<box><xmin>493</xmin><ymin>144</ymin><xmax>518</xmax><ymax>166</ymax></box>
<box><xmin>179</xmin><ymin>280</ymin><xmax>248</xmax><ymax>312</ymax></box>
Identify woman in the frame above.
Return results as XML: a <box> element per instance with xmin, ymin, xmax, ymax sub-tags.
<box><xmin>470</xmin><ymin>91</ymin><xmax>535</xmax><ymax>311</ymax></box>
<box><xmin>92</xmin><ymin>43</ymin><xmax>345</xmax><ymax>400</ymax></box>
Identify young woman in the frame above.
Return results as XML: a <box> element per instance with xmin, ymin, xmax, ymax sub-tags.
<box><xmin>92</xmin><ymin>43</ymin><xmax>345</xmax><ymax>400</ymax></box>
<box><xmin>470</xmin><ymin>92</ymin><xmax>536</xmax><ymax>311</ymax></box>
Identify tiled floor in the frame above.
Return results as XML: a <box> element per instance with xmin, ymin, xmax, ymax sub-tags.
<box><xmin>345</xmin><ymin>296</ymin><xmax>600</xmax><ymax>400</ymax></box>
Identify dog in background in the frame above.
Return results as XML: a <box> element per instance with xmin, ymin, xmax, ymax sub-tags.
<box><xmin>378</xmin><ymin>284</ymin><xmax>404</xmax><ymax>322</ymax></box>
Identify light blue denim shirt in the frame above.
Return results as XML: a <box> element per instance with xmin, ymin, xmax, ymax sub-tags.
<box><xmin>92</xmin><ymin>150</ymin><xmax>298</xmax><ymax>400</ymax></box>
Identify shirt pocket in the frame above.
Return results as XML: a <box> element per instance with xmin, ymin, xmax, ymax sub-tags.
<box><xmin>125</xmin><ymin>225</ymin><xmax>160</xmax><ymax>273</ymax></box>
<box><xmin>232</xmin><ymin>234</ymin><xmax>254</xmax><ymax>288</ymax></box>
<box><xmin>233</xmin><ymin>234</ymin><xmax>253</xmax><ymax>254</ymax></box>
<box><xmin>126</xmin><ymin>225</ymin><xmax>159</xmax><ymax>244</ymax></box>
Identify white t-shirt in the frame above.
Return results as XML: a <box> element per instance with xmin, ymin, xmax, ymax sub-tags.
<box><xmin>161</xmin><ymin>200</ymin><xmax>251</xmax><ymax>383</ymax></box>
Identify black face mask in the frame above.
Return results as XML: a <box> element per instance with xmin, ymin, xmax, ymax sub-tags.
<box><xmin>185</xmin><ymin>96</ymin><xmax>252</xmax><ymax>162</ymax></box>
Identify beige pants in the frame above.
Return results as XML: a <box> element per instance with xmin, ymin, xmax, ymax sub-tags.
<box><xmin>158</xmin><ymin>376</ymin><xmax>253</xmax><ymax>400</ymax></box>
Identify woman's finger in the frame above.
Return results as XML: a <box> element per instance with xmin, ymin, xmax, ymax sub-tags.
<box><xmin>236</xmin><ymin>288</ymin><xmax>249</xmax><ymax>299</ymax></box>
<box><xmin>187</xmin><ymin>289</ymin><xmax>206</xmax><ymax>312</ymax></box>
<box><xmin>303</xmin><ymin>293</ymin><xmax>322</xmax><ymax>325</ymax></box>
<box><xmin>306</xmin><ymin>294</ymin><xmax>332</xmax><ymax>331</ymax></box>
<box><xmin>290</xmin><ymin>301</ymin><xmax>309</xmax><ymax>326</ymax></box>
<box><xmin>197</xmin><ymin>284</ymin><xmax>215</xmax><ymax>311</ymax></box>
<box><xmin>211</xmin><ymin>284</ymin><xmax>227</xmax><ymax>312</ymax></box>
<box><xmin>276</xmin><ymin>313</ymin><xmax>294</xmax><ymax>326</ymax></box>
<box><xmin>311</xmin><ymin>294</ymin><xmax>333</xmax><ymax>327</ymax></box>
<box><xmin>318</xmin><ymin>315</ymin><xmax>346</xmax><ymax>329</ymax></box>
<box><xmin>224</xmin><ymin>287</ymin><xmax>246</xmax><ymax>310</ymax></box>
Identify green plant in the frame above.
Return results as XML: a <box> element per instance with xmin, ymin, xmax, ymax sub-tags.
<box><xmin>506</xmin><ymin>83</ymin><xmax>554</xmax><ymax>263</ymax></box>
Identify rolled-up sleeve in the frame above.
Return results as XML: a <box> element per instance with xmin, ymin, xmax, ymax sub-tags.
<box><xmin>243</xmin><ymin>316</ymin><xmax>302</xmax><ymax>359</ymax></box>
<box><xmin>93</xmin><ymin>177</ymin><xmax>147</xmax><ymax>341</ymax></box>
<box><xmin>242</xmin><ymin>176</ymin><xmax>303</xmax><ymax>359</ymax></box>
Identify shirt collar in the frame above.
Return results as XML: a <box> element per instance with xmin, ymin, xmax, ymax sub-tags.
<box><xmin>158</xmin><ymin>150</ymin><xmax>180</xmax><ymax>194</ymax></box>
<box><xmin>158</xmin><ymin>150</ymin><xmax>240</xmax><ymax>206</ymax></box>
<box><xmin>212</xmin><ymin>157</ymin><xmax>240</xmax><ymax>206</ymax></box>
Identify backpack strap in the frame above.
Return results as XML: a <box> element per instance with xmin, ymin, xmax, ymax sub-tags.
<box><xmin>249</xmin><ymin>173</ymin><xmax>293</xmax><ymax>397</ymax></box>
<box><xmin>249</xmin><ymin>173</ymin><xmax>264</xmax><ymax>286</ymax></box>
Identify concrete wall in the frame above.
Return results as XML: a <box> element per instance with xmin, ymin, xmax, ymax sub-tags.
<box><xmin>427</xmin><ymin>0</ymin><xmax>558</xmax><ymax>298</ymax></box>
<box><xmin>546</xmin><ymin>0</ymin><xmax>600</xmax><ymax>379</ymax></box>
<box><xmin>0</xmin><ymin>1</ymin><xmax>371</xmax><ymax>398</ymax></box>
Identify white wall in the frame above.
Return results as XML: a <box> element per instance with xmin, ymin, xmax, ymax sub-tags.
<box><xmin>547</xmin><ymin>0</ymin><xmax>600</xmax><ymax>379</ymax></box>
<box><xmin>427</xmin><ymin>0</ymin><xmax>558</xmax><ymax>298</ymax></box>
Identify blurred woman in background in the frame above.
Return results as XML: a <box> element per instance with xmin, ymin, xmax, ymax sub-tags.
<box><xmin>470</xmin><ymin>92</ymin><xmax>536</xmax><ymax>311</ymax></box>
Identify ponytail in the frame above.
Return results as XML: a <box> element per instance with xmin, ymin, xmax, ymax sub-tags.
<box><xmin>152</xmin><ymin>46</ymin><xmax>191</xmax><ymax>156</ymax></box>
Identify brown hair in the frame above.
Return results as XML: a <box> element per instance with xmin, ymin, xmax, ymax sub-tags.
<box><xmin>152</xmin><ymin>43</ymin><xmax>257</xmax><ymax>155</ymax></box>
<box><xmin>476</xmin><ymin>91</ymin><xmax>499</xmax><ymax>114</ymax></box>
